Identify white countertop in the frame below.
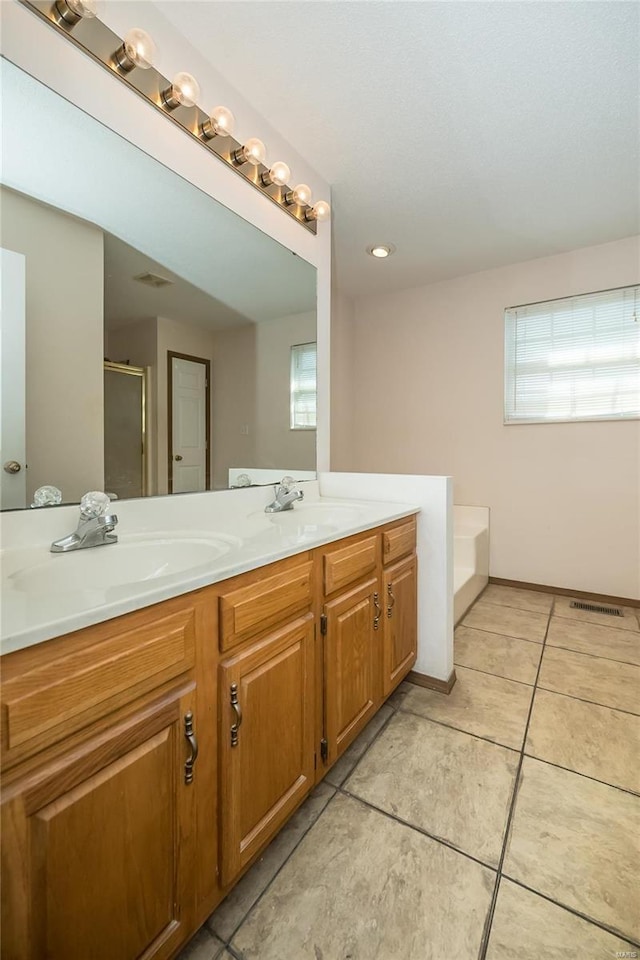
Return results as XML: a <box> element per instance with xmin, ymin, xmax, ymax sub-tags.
<box><xmin>0</xmin><ymin>489</ymin><xmax>419</xmax><ymax>655</ymax></box>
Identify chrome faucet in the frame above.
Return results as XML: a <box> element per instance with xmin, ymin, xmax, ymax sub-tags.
<box><xmin>50</xmin><ymin>491</ymin><xmax>118</xmax><ymax>553</ymax></box>
<box><xmin>265</xmin><ymin>477</ymin><xmax>304</xmax><ymax>513</ymax></box>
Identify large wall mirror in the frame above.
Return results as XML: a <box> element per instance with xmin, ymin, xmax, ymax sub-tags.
<box><xmin>0</xmin><ymin>60</ymin><xmax>317</xmax><ymax>510</ymax></box>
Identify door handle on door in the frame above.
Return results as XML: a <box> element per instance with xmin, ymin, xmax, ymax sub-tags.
<box><xmin>174</xmin><ymin>455</ymin><xmax>183</xmax><ymax>461</ymax></box>
<box><xmin>3</xmin><ymin>461</ymin><xmax>22</xmax><ymax>474</ymax></box>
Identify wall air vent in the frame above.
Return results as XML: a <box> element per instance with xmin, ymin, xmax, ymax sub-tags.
<box><xmin>569</xmin><ymin>600</ymin><xmax>623</xmax><ymax>617</ymax></box>
<box><xmin>133</xmin><ymin>272</ymin><xmax>173</xmax><ymax>288</ymax></box>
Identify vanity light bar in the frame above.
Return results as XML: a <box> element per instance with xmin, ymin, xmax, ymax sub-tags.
<box><xmin>20</xmin><ymin>0</ymin><xmax>331</xmax><ymax>234</ymax></box>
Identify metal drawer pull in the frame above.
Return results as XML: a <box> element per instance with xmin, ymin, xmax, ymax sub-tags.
<box><xmin>184</xmin><ymin>711</ymin><xmax>198</xmax><ymax>784</ymax></box>
<box><xmin>230</xmin><ymin>682</ymin><xmax>243</xmax><ymax>747</ymax></box>
<box><xmin>373</xmin><ymin>592</ymin><xmax>381</xmax><ymax>631</ymax></box>
<box><xmin>387</xmin><ymin>583</ymin><xmax>395</xmax><ymax>618</ymax></box>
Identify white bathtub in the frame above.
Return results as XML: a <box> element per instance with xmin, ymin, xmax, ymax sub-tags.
<box><xmin>454</xmin><ymin>505</ymin><xmax>489</xmax><ymax>624</ymax></box>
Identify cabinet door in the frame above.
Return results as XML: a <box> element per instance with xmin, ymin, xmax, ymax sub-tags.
<box><xmin>383</xmin><ymin>555</ymin><xmax>418</xmax><ymax>697</ymax></box>
<box><xmin>1</xmin><ymin>685</ymin><xmax>198</xmax><ymax>960</ymax></box>
<box><xmin>324</xmin><ymin>577</ymin><xmax>381</xmax><ymax>765</ymax></box>
<box><xmin>219</xmin><ymin>615</ymin><xmax>315</xmax><ymax>886</ymax></box>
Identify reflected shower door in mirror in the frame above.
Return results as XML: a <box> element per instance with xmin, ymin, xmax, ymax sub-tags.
<box><xmin>0</xmin><ymin>60</ymin><xmax>317</xmax><ymax>510</ymax></box>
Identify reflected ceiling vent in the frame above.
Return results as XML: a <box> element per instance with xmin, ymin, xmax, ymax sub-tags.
<box><xmin>133</xmin><ymin>272</ymin><xmax>173</xmax><ymax>288</ymax></box>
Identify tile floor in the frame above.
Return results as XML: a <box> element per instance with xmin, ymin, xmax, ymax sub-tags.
<box><xmin>178</xmin><ymin>586</ymin><xmax>640</xmax><ymax>960</ymax></box>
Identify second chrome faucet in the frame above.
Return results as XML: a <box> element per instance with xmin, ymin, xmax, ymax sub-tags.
<box><xmin>50</xmin><ymin>491</ymin><xmax>118</xmax><ymax>553</ymax></box>
<box><xmin>264</xmin><ymin>477</ymin><xmax>304</xmax><ymax>513</ymax></box>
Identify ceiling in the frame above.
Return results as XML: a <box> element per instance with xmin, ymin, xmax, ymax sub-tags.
<box><xmin>159</xmin><ymin>1</ymin><xmax>640</xmax><ymax>299</ymax></box>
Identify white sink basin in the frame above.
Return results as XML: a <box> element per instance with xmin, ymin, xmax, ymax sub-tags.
<box><xmin>7</xmin><ymin>532</ymin><xmax>241</xmax><ymax>596</ymax></box>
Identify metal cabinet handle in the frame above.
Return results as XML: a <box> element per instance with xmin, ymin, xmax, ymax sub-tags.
<box><xmin>387</xmin><ymin>583</ymin><xmax>396</xmax><ymax>619</ymax></box>
<box><xmin>230</xmin><ymin>682</ymin><xmax>243</xmax><ymax>747</ymax></box>
<box><xmin>184</xmin><ymin>711</ymin><xmax>198</xmax><ymax>784</ymax></box>
<box><xmin>373</xmin><ymin>592</ymin><xmax>381</xmax><ymax>631</ymax></box>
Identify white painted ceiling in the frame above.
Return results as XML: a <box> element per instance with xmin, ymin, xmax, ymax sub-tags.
<box><xmin>159</xmin><ymin>1</ymin><xmax>640</xmax><ymax>298</ymax></box>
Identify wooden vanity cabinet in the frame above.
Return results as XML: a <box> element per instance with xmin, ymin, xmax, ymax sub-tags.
<box><xmin>382</xmin><ymin>519</ymin><xmax>418</xmax><ymax>697</ymax></box>
<box><xmin>0</xmin><ymin>592</ymin><xmax>217</xmax><ymax>960</ymax></box>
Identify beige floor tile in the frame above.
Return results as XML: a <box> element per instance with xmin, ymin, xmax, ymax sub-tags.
<box><xmin>345</xmin><ymin>711</ymin><xmax>518</xmax><ymax>866</ymax></box>
<box><xmin>455</xmin><ymin>625</ymin><xmax>542</xmax><ymax>684</ymax></box>
<box><xmin>526</xmin><ymin>689</ymin><xmax>640</xmax><ymax>793</ymax></box>
<box><xmin>554</xmin><ymin>596</ymin><xmax>639</xmax><ymax>632</ymax></box>
<box><xmin>207</xmin><ymin>782</ymin><xmax>334</xmax><ymax>941</ymax></box>
<box><xmin>504</xmin><ymin>758</ymin><xmax>640</xmax><ymax>942</ymax></box>
<box><xmin>176</xmin><ymin>928</ymin><xmax>225</xmax><ymax>960</ymax></box>
<box><xmin>325</xmin><ymin>704</ymin><xmax>393</xmax><ymax>787</ymax></box>
<box><xmin>486</xmin><ymin>878</ymin><xmax>638</xmax><ymax>960</ymax></box>
<box><xmin>400</xmin><ymin>665</ymin><xmax>533</xmax><ymax>749</ymax></box>
<box><xmin>548</xmin><ymin>616</ymin><xmax>640</xmax><ymax>665</ymax></box>
<box><xmin>482</xmin><ymin>584</ymin><xmax>554</xmax><ymax>614</ymax></box>
<box><xmin>386</xmin><ymin>679</ymin><xmax>413</xmax><ymax>710</ymax></box>
<box><xmin>232</xmin><ymin>793</ymin><xmax>495</xmax><ymax>960</ymax></box>
<box><xmin>538</xmin><ymin>646</ymin><xmax>640</xmax><ymax>715</ymax></box>
<box><xmin>463</xmin><ymin>601</ymin><xmax>548</xmax><ymax>643</ymax></box>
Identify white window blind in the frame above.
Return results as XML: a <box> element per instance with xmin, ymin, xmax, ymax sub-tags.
<box><xmin>290</xmin><ymin>342</ymin><xmax>317</xmax><ymax>429</ymax></box>
<box><xmin>504</xmin><ymin>286</ymin><xmax>640</xmax><ymax>424</ymax></box>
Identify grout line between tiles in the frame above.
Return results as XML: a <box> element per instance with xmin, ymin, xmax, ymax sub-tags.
<box><xmin>394</xmin><ymin>703</ymin><xmax>523</xmax><ymax>754</ymax></box>
<box><xmin>522</xmin><ymin>751</ymin><xmax>640</xmax><ymax>799</ymax></box>
<box><xmin>552</xmin><ymin>612</ymin><xmax>640</xmax><ymax>636</ymax></box>
<box><xmin>501</xmin><ymin>875</ymin><xmax>640</xmax><ymax>949</ymax></box>
<box><xmin>470</xmin><ymin>598</ymin><xmax>555</xmax><ymax>616</ymax></box>
<box><xmin>476</xmin><ymin>595</ymin><xmax>556</xmax><ymax>960</ymax></box>
<box><xmin>325</xmin><ymin>703</ymin><xmax>398</xmax><ymax>789</ymax></box>
<box><xmin>452</xmin><ymin>659</ymin><xmax>537</xmax><ymax>687</ymax></box>
<box><xmin>544</xmin><ymin>640</ymin><xmax>640</xmax><ymax>669</ymax></box>
<box><xmin>337</xmin><ymin>785</ymin><xmax>501</xmax><ymax>874</ymax></box>
<box><xmin>458</xmin><ymin>621</ymin><xmax>546</xmax><ymax>644</ymax></box>
<box><xmin>535</xmin><ymin>683</ymin><xmax>640</xmax><ymax>718</ymax></box>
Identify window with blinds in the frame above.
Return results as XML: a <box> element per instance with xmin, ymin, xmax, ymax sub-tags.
<box><xmin>290</xmin><ymin>342</ymin><xmax>317</xmax><ymax>429</ymax></box>
<box><xmin>504</xmin><ymin>286</ymin><xmax>640</xmax><ymax>424</ymax></box>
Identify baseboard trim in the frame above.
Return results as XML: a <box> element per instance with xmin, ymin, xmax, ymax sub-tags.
<box><xmin>407</xmin><ymin>669</ymin><xmax>457</xmax><ymax>695</ymax></box>
<box><xmin>489</xmin><ymin>577</ymin><xmax>639</xmax><ymax>609</ymax></box>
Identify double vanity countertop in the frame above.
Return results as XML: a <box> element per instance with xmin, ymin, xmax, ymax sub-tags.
<box><xmin>0</xmin><ymin>489</ymin><xmax>420</xmax><ymax>656</ymax></box>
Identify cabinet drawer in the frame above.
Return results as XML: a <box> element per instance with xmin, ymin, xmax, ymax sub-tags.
<box><xmin>323</xmin><ymin>536</ymin><xmax>378</xmax><ymax>596</ymax></box>
<box><xmin>219</xmin><ymin>560</ymin><xmax>314</xmax><ymax>651</ymax></box>
<box><xmin>383</xmin><ymin>519</ymin><xmax>417</xmax><ymax>566</ymax></box>
<box><xmin>1</xmin><ymin>607</ymin><xmax>195</xmax><ymax>759</ymax></box>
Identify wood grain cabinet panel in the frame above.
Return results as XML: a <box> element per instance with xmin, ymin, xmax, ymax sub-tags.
<box><xmin>323</xmin><ymin>578</ymin><xmax>381</xmax><ymax>764</ymax></box>
<box><xmin>218</xmin><ymin>615</ymin><xmax>315</xmax><ymax>886</ymax></box>
<box><xmin>218</xmin><ymin>560</ymin><xmax>313</xmax><ymax>651</ymax></box>
<box><xmin>1</xmin><ymin>606</ymin><xmax>196</xmax><ymax>765</ymax></box>
<box><xmin>382</xmin><ymin>555</ymin><xmax>418</xmax><ymax>696</ymax></box>
<box><xmin>1</xmin><ymin>684</ymin><xmax>198</xmax><ymax>960</ymax></box>
<box><xmin>383</xmin><ymin>519</ymin><xmax>417</xmax><ymax>566</ymax></box>
<box><xmin>323</xmin><ymin>536</ymin><xmax>378</xmax><ymax>596</ymax></box>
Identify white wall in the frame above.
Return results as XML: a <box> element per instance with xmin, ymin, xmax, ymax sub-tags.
<box><xmin>0</xmin><ymin>0</ymin><xmax>331</xmax><ymax>473</ymax></box>
<box><xmin>333</xmin><ymin>236</ymin><xmax>640</xmax><ymax>600</ymax></box>
<box><xmin>255</xmin><ymin>311</ymin><xmax>316</xmax><ymax>472</ymax></box>
<box><xmin>1</xmin><ymin>188</ymin><xmax>104</xmax><ymax>502</ymax></box>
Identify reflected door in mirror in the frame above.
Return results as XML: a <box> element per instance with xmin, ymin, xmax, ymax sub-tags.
<box><xmin>169</xmin><ymin>354</ymin><xmax>210</xmax><ymax>494</ymax></box>
<box><xmin>0</xmin><ymin>249</ymin><xmax>27</xmax><ymax>510</ymax></box>
<box><xmin>104</xmin><ymin>363</ymin><xmax>146</xmax><ymax>501</ymax></box>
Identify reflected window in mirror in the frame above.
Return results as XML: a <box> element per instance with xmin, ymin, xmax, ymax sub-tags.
<box><xmin>290</xmin><ymin>342</ymin><xmax>317</xmax><ymax>430</ymax></box>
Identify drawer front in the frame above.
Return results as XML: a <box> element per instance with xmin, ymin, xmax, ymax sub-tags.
<box><xmin>383</xmin><ymin>519</ymin><xmax>417</xmax><ymax>566</ymax></box>
<box><xmin>219</xmin><ymin>561</ymin><xmax>314</xmax><ymax>651</ymax></box>
<box><xmin>1</xmin><ymin>608</ymin><xmax>195</xmax><ymax>756</ymax></box>
<box><xmin>323</xmin><ymin>536</ymin><xmax>378</xmax><ymax>596</ymax></box>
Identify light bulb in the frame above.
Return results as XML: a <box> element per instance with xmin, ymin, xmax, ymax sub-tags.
<box><xmin>54</xmin><ymin>0</ymin><xmax>97</xmax><ymax>24</ymax></box>
<box><xmin>306</xmin><ymin>200</ymin><xmax>331</xmax><ymax>222</ymax></box>
<box><xmin>367</xmin><ymin>244</ymin><xmax>396</xmax><ymax>258</ymax></box>
<box><xmin>261</xmin><ymin>161</ymin><xmax>291</xmax><ymax>188</ymax></box>
<box><xmin>233</xmin><ymin>138</ymin><xmax>267</xmax><ymax>167</ymax></box>
<box><xmin>200</xmin><ymin>105</ymin><xmax>235</xmax><ymax>140</ymax></box>
<box><xmin>161</xmin><ymin>72</ymin><xmax>200</xmax><ymax>110</ymax></box>
<box><xmin>113</xmin><ymin>28</ymin><xmax>156</xmax><ymax>72</ymax></box>
<box><xmin>285</xmin><ymin>183</ymin><xmax>312</xmax><ymax>206</ymax></box>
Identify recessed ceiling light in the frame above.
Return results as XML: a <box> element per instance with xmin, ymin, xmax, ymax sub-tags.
<box><xmin>367</xmin><ymin>243</ymin><xmax>395</xmax><ymax>259</ymax></box>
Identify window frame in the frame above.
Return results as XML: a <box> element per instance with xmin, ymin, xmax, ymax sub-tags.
<box><xmin>503</xmin><ymin>284</ymin><xmax>640</xmax><ymax>426</ymax></box>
